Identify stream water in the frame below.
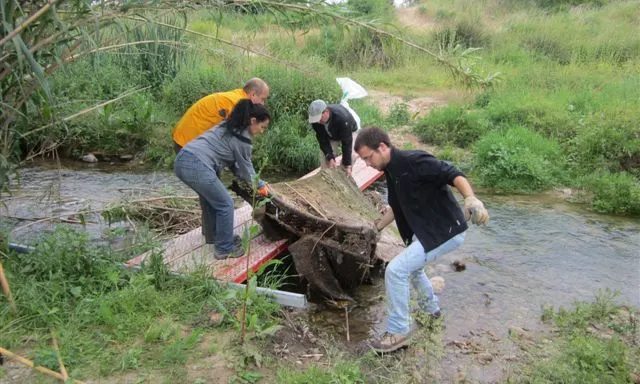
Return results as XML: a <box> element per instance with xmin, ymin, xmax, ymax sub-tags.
<box><xmin>309</xmin><ymin>184</ymin><xmax>640</xmax><ymax>382</ymax></box>
<box><xmin>2</xmin><ymin>162</ymin><xmax>639</xmax><ymax>381</ymax></box>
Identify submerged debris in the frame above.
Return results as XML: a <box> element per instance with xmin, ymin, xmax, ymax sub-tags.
<box><xmin>233</xmin><ymin>169</ymin><xmax>392</xmax><ymax>303</ymax></box>
<box><xmin>101</xmin><ymin>190</ymin><xmax>200</xmax><ymax>236</ymax></box>
<box><xmin>452</xmin><ymin>260</ymin><xmax>466</xmax><ymax>272</ymax></box>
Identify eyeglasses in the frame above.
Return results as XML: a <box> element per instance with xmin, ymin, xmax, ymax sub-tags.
<box><xmin>360</xmin><ymin>148</ymin><xmax>379</xmax><ymax>162</ymax></box>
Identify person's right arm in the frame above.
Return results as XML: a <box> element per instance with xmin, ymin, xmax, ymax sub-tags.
<box><xmin>375</xmin><ymin>206</ymin><xmax>395</xmax><ymax>231</ymax></box>
<box><xmin>313</xmin><ymin>124</ymin><xmax>335</xmax><ymax>162</ymax></box>
<box><xmin>231</xmin><ymin>139</ymin><xmax>265</xmax><ymax>190</ymax></box>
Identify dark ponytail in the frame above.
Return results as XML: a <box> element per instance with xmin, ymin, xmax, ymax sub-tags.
<box><xmin>227</xmin><ymin>99</ymin><xmax>270</xmax><ymax>136</ymax></box>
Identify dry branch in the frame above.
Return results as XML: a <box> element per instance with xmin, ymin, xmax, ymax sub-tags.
<box><xmin>284</xmin><ymin>182</ymin><xmax>326</xmax><ymax>219</ymax></box>
<box><xmin>0</xmin><ymin>263</ymin><xmax>17</xmax><ymax>314</ymax></box>
<box><xmin>0</xmin><ymin>0</ymin><xmax>60</xmax><ymax>49</ymax></box>
<box><xmin>50</xmin><ymin>331</ymin><xmax>68</xmax><ymax>381</ymax></box>
<box><xmin>0</xmin><ymin>347</ymin><xmax>86</xmax><ymax>384</ymax></box>
<box><xmin>345</xmin><ymin>306</ymin><xmax>350</xmax><ymax>342</ymax></box>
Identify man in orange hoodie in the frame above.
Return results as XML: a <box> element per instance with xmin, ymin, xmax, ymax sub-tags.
<box><xmin>172</xmin><ymin>77</ymin><xmax>269</xmax><ymax>241</ymax></box>
<box><xmin>172</xmin><ymin>77</ymin><xmax>270</xmax><ymax>151</ymax></box>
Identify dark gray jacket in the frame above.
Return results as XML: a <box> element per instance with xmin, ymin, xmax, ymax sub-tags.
<box><xmin>385</xmin><ymin>147</ymin><xmax>468</xmax><ymax>252</ymax></box>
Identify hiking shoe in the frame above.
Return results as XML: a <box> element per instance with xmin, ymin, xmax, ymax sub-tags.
<box><xmin>213</xmin><ymin>244</ymin><xmax>245</xmax><ymax>260</ymax></box>
<box><xmin>206</xmin><ymin>234</ymin><xmax>243</xmax><ymax>247</ymax></box>
<box><xmin>369</xmin><ymin>331</ymin><xmax>412</xmax><ymax>353</ymax></box>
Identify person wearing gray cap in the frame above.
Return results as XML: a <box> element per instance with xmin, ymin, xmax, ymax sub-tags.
<box><xmin>308</xmin><ymin>99</ymin><xmax>358</xmax><ymax>177</ymax></box>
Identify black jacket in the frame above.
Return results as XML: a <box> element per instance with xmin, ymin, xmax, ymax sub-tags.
<box><xmin>385</xmin><ymin>147</ymin><xmax>468</xmax><ymax>252</ymax></box>
<box><xmin>311</xmin><ymin>104</ymin><xmax>357</xmax><ymax>166</ymax></box>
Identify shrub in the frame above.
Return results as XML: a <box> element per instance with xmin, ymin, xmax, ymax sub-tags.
<box><xmin>53</xmin><ymin>93</ymin><xmax>162</xmax><ymax>156</ymax></box>
<box><xmin>346</xmin><ymin>0</ymin><xmax>393</xmax><ymax>17</ymax></box>
<box><xmin>143</xmin><ymin>121</ymin><xmax>178</xmax><ymax>169</ymax></box>
<box><xmin>431</xmin><ymin>19</ymin><xmax>490</xmax><ymax>49</ymax></box>
<box><xmin>254</xmin><ymin>64</ymin><xmax>341</xmax><ymax>121</ymax></box>
<box><xmin>522</xmin><ymin>34</ymin><xmax>572</xmax><ymax>65</ymax></box>
<box><xmin>473</xmin><ymin>126</ymin><xmax>566</xmax><ymax>192</ymax></box>
<box><xmin>483</xmin><ymin>97</ymin><xmax>576</xmax><ymax>141</ymax></box>
<box><xmin>3</xmin><ymin>228</ymin><xmax>131</xmax><ymax>328</ymax></box>
<box><xmin>436</xmin><ymin>145</ymin><xmax>472</xmax><ymax>174</ymax></box>
<box><xmin>13</xmin><ymin>228</ymin><xmax>125</xmax><ymax>289</ymax></box>
<box><xmin>387</xmin><ymin>102</ymin><xmax>411</xmax><ymax>126</ymax></box>
<box><xmin>51</xmin><ymin>58</ymin><xmax>141</xmax><ymax>106</ymax></box>
<box><xmin>162</xmin><ymin>65</ymin><xmax>241</xmax><ymax>115</ymax></box>
<box><xmin>474</xmin><ymin>90</ymin><xmax>493</xmax><ymax>108</ymax></box>
<box><xmin>253</xmin><ymin>114</ymin><xmax>320</xmax><ymax>174</ymax></box>
<box><xmin>414</xmin><ymin>106</ymin><xmax>490</xmax><ymax>148</ymax></box>
<box><xmin>569</xmin><ymin>112</ymin><xmax>640</xmax><ymax>175</ymax></box>
<box><xmin>435</xmin><ymin>9</ymin><xmax>456</xmax><ymax>21</ymax></box>
<box><xmin>533</xmin><ymin>0</ymin><xmax>610</xmax><ymax>9</ymax></box>
<box><xmin>304</xmin><ymin>27</ymin><xmax>407</xmax><ymax>70</ymax></box>
<box><xmin>580</xmin><ymin>171</ymin><xmax>640</xmax><ymax>215</ymax></box>
<box><xmin>123</xmin><ymin>19</ymin><xmax>187</xmax><ymax>93</ymax></box>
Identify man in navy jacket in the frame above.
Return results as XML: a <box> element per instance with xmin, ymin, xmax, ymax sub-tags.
<box><xmin>354</xmin><ymin>127</ymin><xmax>489</xmax><ymax>353</ymax></box>
<box><xmin>308</xmin><ymin>99</ymin><xmax>358</xmax><ymax>177</ymax></box>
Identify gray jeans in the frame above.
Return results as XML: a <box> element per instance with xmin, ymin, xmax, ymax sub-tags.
<box><xmin>174</xmin><ymin>150</ymin><xmax>235</xmax><ymax>253</ymax></box>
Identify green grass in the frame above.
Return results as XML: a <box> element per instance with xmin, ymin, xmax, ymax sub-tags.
<box><xmin>277</xmin><ymin>361</ymin><xmax>365</xmax><ymax>383</ymax></box>
<box><xmin>0</xmin><ymin>227</ymin><xmax>282</xmax><ymax>379</ymax></box>
<box><xmin>514</xmin><ymin>290</ymin><xmax>639</xmax><ymax>383</ymax></box>
<box><xmin>473</xmin><ymin>126</ymin><xmax>566</xmax><ymax>192</ymax></box>
<box><xmin>579</xmin><ymin>171</ymin><xmax>640</xmax><ymax>215</ymax></box>
<box><xmin>414</xmin><ymin>105</ymin><xmax>491</xmax><ymax>148</ymax></box>
<box><xmin>349</xmin><ymin>61</ymin><xmax>453</xmax><ymax>93</ymax></box>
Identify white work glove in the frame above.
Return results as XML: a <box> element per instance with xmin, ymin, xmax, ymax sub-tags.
<box><xmin>464</xmin><ymin>196</ymin><xmax>489</xmax><ymax>225</ymax></box>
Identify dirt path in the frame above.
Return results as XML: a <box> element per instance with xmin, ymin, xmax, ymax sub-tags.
<box><xmin>367</xmin><ymin>89</ymin><xmax>447</xmax><ymax>118</ymax></box>
<box><xmin>395</xmin><ymin>5</ymin><xmax>437</xmax><ymax>31</ymax></box>
<box><xmin>365</xmin><ymin>89</ymin><xmax>452</xmax><ymax>152</ymax></box>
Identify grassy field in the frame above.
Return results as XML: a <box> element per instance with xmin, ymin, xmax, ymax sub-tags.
<box><xmin>6</xmin><ymin>0</ymin><xmax>638</xmax><ymax>215</ymax></box>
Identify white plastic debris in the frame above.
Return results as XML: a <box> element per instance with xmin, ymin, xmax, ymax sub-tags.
<box><xmin>336</xmin><ymin>77</ymin><xmax>368</xmax><ymax>131</ymax></box>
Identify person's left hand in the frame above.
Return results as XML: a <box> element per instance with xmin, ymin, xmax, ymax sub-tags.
<box><xmin>464</xmin><ymin>196</ymin><xmax>489</xmax><ymax>225</ymax></box>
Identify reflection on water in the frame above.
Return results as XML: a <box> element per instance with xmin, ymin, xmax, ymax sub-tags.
<box><xmin>440</xmin><ymin>195</ymin><xmax>639</xmax><ymax>337</ymax></box>
<box><xmin>2</xmin><ymin>160</ymin><xmax>192</xmax><ymax>243</ymax></box>
<box><xmin>308</xmin><ymin>186</ymin><xmax>640</xmax><ymax>349</ymax></box>
<box><xmin>1</xmin><ymin>160</ymin><xmax>290</xmax><ymax>244</ymax></box>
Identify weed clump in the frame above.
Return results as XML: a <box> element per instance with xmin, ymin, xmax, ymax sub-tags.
<box><xmin>0</xmin><ymin>227</ymin><xmax>282</xmax><ymax>377</ymax></box>
<box><xmin>473</xmin><ymin>126</ymin><xmax>566</xmax><ymax>192</ymax></box>
<box><xmin>518</xmin><ymin>290</ymin><xmax>639</xmax><ymax>383</ymax></box>
<box><xmin>414</xmin><ymin>106</ymin><xmax>490</xmax><ymax>148</ymax></box>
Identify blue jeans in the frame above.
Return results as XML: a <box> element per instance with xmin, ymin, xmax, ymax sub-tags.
<box><xmin>174</xmin><ymin>141</ymin><xmax>213</xmax><ymax>242</ymax></box>
<box><xmin>385</xmin><ymin>232</ymin><xmax>466</xmax><ymax>335</ymax></box>
<box><xmin>174</xmin><ymin>150</ymin><xmax>235</xmax><ymax>253</ymax></box>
